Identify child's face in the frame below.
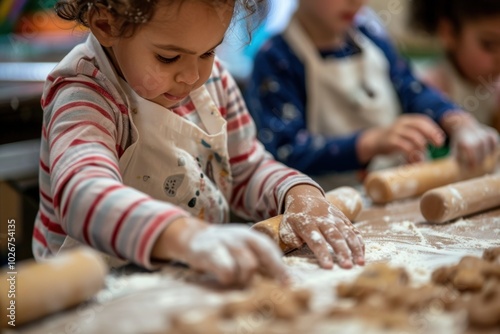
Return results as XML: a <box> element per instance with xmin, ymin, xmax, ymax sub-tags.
<box><xmin>449</xmin><ymin>16</ymin><xmax>500</xmax><ymax>83</ymax></box>
<box><xmin>108</xmin><ymin>1</ymin><xmax>233</xmax><ymax>108</ymax></box>
<box><xmin>298</xmin><ymin>0</ymin><xmax>366</xmax><ymax>36</ymax></box>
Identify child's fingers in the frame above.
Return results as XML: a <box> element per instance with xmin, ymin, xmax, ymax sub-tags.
<box><xmin>454</xmin><ymin>126</ymin><xmax>498</xmax><ymax>168</ymax></box>
<box><xmin>299</xmin><ymin>226</ymin><xmax>334</xmax><ymax>269</ymax></box>
<box><xmin>228</xmin><ymin>245</ymin><xmax>259</xmax><ymax>287</ymax></box>
<box><xmin>404</xmin><ymin>115</ymin><xmax>445</xmax><ymax>146</ymax></box>
<box><xmin>351</xmin><ymin>225</ymin><xmax>366</xmax><ymax>265</ymax></box>
<box><xmin>336</xmin><ymin>221</ymin><xmax>365</xmax><ymax>266</ymax></box>
<box><xmin>398</xmin><ymin>128</ymin><xmax>429</xmax><ymax>151</ymax></box>
<box><xmin>354</xmin><ymin>234</ymin><xmax>365</xmax><ymax>265</ymax></box>
<box><xmin>203</xmin><ymin>246</ymin><xmax>237</xmax><ymax>286</ymax></box>
<box><xmin>389</xmin><ymin>137</ymin><xmax>424</xmax><ymax>160</ymax></box>
<box><xmin>318</xmin><ymin>224</ymin><xmax>353</xmax><ymax>269</ymax></box>
<box><xmin>487</xmin><ymin>129</ymin><xmax>499</xmax><ymax>151</ymax></box>
<box><xmin>457</xmin><ymin>139</ymin><xmax>482</xmax><ymax>168</ymax></box>
<box><xmin>246</xmin><ymin>233</ymin><xmax>290</xmax><ymax>284</ymax></box>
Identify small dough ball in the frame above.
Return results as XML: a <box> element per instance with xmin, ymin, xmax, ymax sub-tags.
<box><xmin>483</xmin><ymin>247</ymin><xmax>500</xmax><ymax>263</ymax></box>
<box><xmin>431</xmin><ymin>265</ymin><xmax>457</xmax><ymax>285</ymax></box>
<box><xmin>169</xmin><ymin>310</ymin><xmax>220</xmax><ymax>334</ymax></box>
<box><xmin>337</xmin><ymin>263</ymin><xmax>409</xmax><ymax>299</ymax></box>
<box><xmin>452</xmin><ymin>269</ymin><xmax>484</xmax><ymax>291</ymax></box>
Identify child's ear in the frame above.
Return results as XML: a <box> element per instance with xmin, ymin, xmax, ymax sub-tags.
<box><xmin>436</xmin><ymin>18</ymin><xmax>458</xmax><ymax>50</ymax></box>
<box><xmin>88</xmin><ymin>4</ymin><xmax>121</xmax><ymax>47</ymax></box>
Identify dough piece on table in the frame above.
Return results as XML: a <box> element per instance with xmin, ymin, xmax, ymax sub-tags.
<box><xmin>221</xmin><ymin>278</ymin><xmax>311</xmax><ymax>320</ymax></box>
<box><xmin>329</xmin><ymin>303</ymin><xmax>410</xmax><ymax>329</ymax></box>
<box><xmin>466</xmin><ymin>279</ymin><xmax>500</xmax><ymax>328</ymax></box>
<box><xmin>452</xmin><ymin>268</ymin><xmax>484</xmax><ymax>291</ymax></box>
<box><xmin>168</xmin><ymin>311</ymin><xmax>221</xmax><ymax>334</ymax></box>
<box><xmin>336</xmin><ymin>262</ymin><xmax>409</xmax><ymax>299</ymax></box>
<box><xmin>167</xmin><ymin>277</ymin><xmax>312</xmax><ymax>333</ymax></box>
<box><xmin>483</xmin><ymin>246</ymin><xmax>500</xmax><ymax>263</ymax></box>
<box><xmin>430</xmin><ymin>251</ymin><xmax>500</xmax><ymax>328</ymax></box>
<box><xmin>331</xmin><ymin>263</ymin><xmax>461</xmax><ymax>331</ymax></box>
<box><xmin>383</xmin><ymin>284</ymin><xmax>453</xmax><ymax>312</ymax></box>
<box><xmin>432</xmin><ymin>255</ymin><xmax>500</xmax><ymax>291</ymax></box>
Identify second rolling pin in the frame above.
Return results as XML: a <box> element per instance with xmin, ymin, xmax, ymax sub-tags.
<box><xmin>251</xmin><ymin>186</ymin><xmax>363</xmax><ymax>253</ymax></box>
<box><xmin>420</xmin><ymin>173</ymin><xmax>500</xmax><ymax>223</ymax></box>
<box><xmin>1</xmin><ymin>247</ymin><xmax>107</xmax><ymax>328</ymax></box>
<box><xmin>364</xmin><ymin>153</ymin><xmax>498</xmax><ymax>204</ymax></box>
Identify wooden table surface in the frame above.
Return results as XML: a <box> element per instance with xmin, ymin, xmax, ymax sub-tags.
<box><xmin>8</xmin><ymin>194</ymin><xmax>500</xmax><ymax>334</ymax></box>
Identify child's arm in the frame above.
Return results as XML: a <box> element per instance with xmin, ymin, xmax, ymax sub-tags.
<box><xmin>40</xmin><ymin>81</ymin><xmax>190</xmax><ymax>268</ymax></box>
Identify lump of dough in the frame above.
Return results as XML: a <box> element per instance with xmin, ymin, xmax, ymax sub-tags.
<box><xmin>337</xmin><ymin>262</ymin><xmax>409</xmax><ymax>299</ymax></box>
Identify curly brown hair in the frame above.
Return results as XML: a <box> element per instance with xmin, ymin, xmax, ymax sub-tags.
<box><xmin>410</xmin><ymin>0</ymin><xmax>500</xmax><ymax>34</ymax></box>
<box><xmin>55</xmin><ymin>0</ymin><xmax>268</xmax><ymax>37</ymax></box>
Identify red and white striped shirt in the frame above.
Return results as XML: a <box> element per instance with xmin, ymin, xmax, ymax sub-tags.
<box><xmin>33</xmin><ymin>34</ymin><xmax>318</xmax><ymax>268</ymax></box>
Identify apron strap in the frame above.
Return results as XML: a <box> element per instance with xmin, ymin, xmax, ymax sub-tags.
<box><xmin>189</xmin><ymin>86</ymin><xmax>227</xmax><ymax>136</ymax></box>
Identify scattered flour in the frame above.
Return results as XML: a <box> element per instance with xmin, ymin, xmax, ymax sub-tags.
<box><xmin>10</xmin><ymin>211</ymin><xmax>499</xmax><ymax>334</ymax></box>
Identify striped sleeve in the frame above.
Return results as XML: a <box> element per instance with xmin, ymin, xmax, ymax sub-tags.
<box><xmin>208</xmin><ymin>60</ymin><xmax>322</xmax><ymax>221</ymax></box>
<box><xmin>34</xmin><ymin>77</ymin><xmax>189</xmax><ymax>268</ymax></box>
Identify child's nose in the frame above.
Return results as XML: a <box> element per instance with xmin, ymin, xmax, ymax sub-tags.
<box><xmin>175</xmin><ymin>61</ymin><xmax>200</xmax><ymax>86</ymax></box>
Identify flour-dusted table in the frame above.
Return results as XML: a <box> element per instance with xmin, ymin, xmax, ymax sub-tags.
<box><xmin>8</xmin><ymin>197</ymin><xmax>500</xmax><ymax>334</ymax></box>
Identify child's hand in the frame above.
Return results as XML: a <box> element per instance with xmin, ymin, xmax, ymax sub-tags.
<box><xmin>152</xmin><ymin>218</ymin><xmax>289</xmax><ymax>287</ymax></box>
<box><xmin>358</xmin><ymin>114</ymin><xmax>445</xmax><ymax>163</ymax></box>
<box><xmin>279</xmin><ymin>185</ymin><xmax>365</xmax><ymax>269</ymax></box>
<box><xmin>444</xmin><ymin>112</ymin><xmax>498</xmax><ymax>168</ymax></box>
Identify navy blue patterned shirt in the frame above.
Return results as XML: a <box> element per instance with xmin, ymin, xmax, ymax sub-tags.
<box><xmin>244</xmin><ymin>24</ymin><xmax>458</xmax><ymax>175</ymax></box>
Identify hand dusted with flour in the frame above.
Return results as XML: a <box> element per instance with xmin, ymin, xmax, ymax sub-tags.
<box><xmin>153</xmin><ymin>218</ymin><xmax>288</xmax><ymax>287</ymax></box>
<box><xmin>279</xmin><ymin>185</ymin><xmax>365</xmax><ymax>269</ymax></box>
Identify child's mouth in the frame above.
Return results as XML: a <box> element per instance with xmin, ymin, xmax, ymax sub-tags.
<box><xmin>341</xmin><ymin>13</ymin><xmax>356</xmax><ymax>22</ymax></box>
<box><xmin>164</xmin><ymin>92</ymin><xmax>189</xmax><ymax>102</ymax></box>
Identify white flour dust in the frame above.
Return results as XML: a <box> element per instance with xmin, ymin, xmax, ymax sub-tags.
<box><xmin>12</xmin><ymin>215</ymin><xmax>499</xmax><ymax>334</ymax></box>
<box><xmin>283</xmin><ymin>217</ymin><xmax>499</xmax><ymax>311</ymax></box>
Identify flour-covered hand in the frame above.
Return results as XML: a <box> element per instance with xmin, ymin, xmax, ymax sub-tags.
<box><xmin>186</xmin><ymin>225</ymin><xmax>289</xmax><ymax>286</ymax></box>
<box><xmin>446</xmin><ymin>113</ymin><xmax>498</xmax><ymax>168</ymax></box>
<box><xmin>279</xmin><ymin>185</ymin><xmax>365</xmax><ymax>269</ymax></box>
<box><xmin>153</xmin><ymin>218</ymin><xmax>289</xmax><ymax>287</ymax></box>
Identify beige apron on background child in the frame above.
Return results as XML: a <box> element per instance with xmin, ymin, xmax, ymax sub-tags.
<box><xmin>282</xmin><ymin>15</ymin><xmax>402</xmax><ymax>190</ymax></box>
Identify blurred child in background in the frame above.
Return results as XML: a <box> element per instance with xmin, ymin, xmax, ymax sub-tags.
<box><xmin>245</xmin><ymin>0</ymin><xmax>498</xmax><ymax>190</ymax></box>
<box><xmin>410</xmin><ymin>0</ymin><xmax>500</xmax><ymax>133</ymax></box>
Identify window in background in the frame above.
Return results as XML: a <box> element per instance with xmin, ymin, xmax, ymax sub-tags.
<box><xmin>217</xmin><ymin>0</ymin><xmax>297</xmax><ymax>85</ymax></box>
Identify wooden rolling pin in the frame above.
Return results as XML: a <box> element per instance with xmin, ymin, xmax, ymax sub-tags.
<box><xmin>251</xmin><ymin>186</ymin><xmax>363</xmax><ymax>253</ymax></box>
<box><xmin>364</xmin><ymin>153</ymin><xmax>498</xmax><ymax>204</ymax></box>
<box><xmin>420</xmin><ymin>173</ymin><xmax>500</xmax><ymax>223</ymax></box>
<box><xmin>1</xmin><ymin>247</ymin><xmax>107</xmax><ymax>328</ymax></box>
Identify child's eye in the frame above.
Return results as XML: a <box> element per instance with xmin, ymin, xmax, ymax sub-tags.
<box><xmin>156</xmin><ymin>54</ymin><xmax>179</xmax><ymax>64</ymax></box>
<box><xmin>201</xmin><ymin>50</ymin><xmax>216</xmax><ymax>59</ymax></box>
<box><xmin>480</xmin><ymin>40</ymin><xmax>500</xmax><ymax>53</ymax></box>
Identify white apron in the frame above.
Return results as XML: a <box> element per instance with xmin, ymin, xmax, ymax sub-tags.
<box><xmin>118</xmin><ymin>84</ymin><xmax>232</xmax><ymax>224</ymax></box>
<box><xmin>282</xmin><ymin>15</ymin><xmax>402</xmax><ymax>189</ymax></box>
<box><xmin>59</xmin><ymin>48</ymin><xmax>232</xmax><ymax>266</ymax></box>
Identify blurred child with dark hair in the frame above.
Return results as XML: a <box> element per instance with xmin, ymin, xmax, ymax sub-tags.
<box><xmin>410</xmin><ymin>0</ymin><xmax>500</xmax><ymax>132</ymax></box>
